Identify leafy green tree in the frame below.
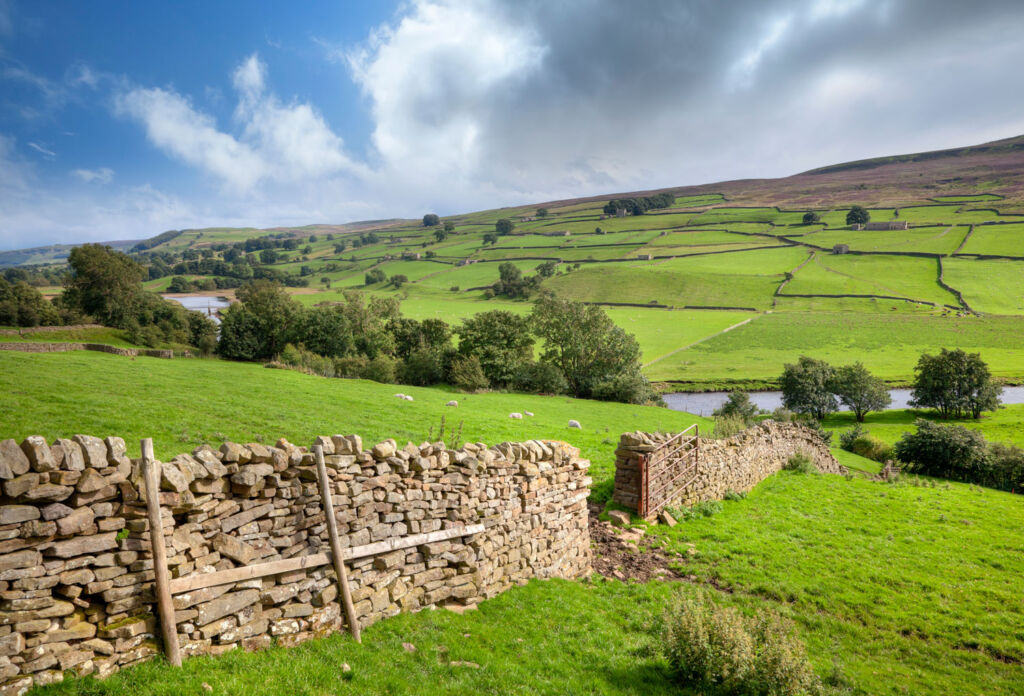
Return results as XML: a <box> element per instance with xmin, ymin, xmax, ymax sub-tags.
<box><xmin>895</xmin><ymin>419</ymin><xmax>990</xmax><ymax>482</ymax></box>
<box><xmin>910</xmin><ymin>348</ymin><xmax>1001</xmax><ymax>419</ymax></box>
<box><xmin>830</xmin><ymin>362</ymin><xmax>891</xmax><ymax>422</ymax></box>
<box><xmin>364</xmin><ymin>268</ymin><xmax>386</xmax><ymax>285</ymax></box>
<box><xmin>259</xmin><ymin>248</ymin><xmax>279</xmax><ymax>264</ymax></box>
<box><xmin>536</xmin><ymin>208</ymin><xmax>549</xmax><ymax>218</ymax></box>
<box><xmin>802</xmin><ymin>211</ymin><xmax>820</xmax><ymax>224</ymax></box>
<box><xmin>713</xmin><ymin>391</ymin><xmax>760</xmax><ymax>424</ymax></box>
<box><xmin>780</xmin><ymin>356</ymin><xmax>837</xmax><ymax>420</ymax></box>
<box><xmin>299</xmin><ymin>305</ymin><xmax>355</xmax><ymax>358</ymax></box>
<box><xmin>389</xmin><ymin>274</ymin><xmax>408</xmax><ymax>289</ymax></box>
<box><xmin>433</xmin><ymin>229</ymin><xmax>448</xmax><ymax>243</ymax></box>
<box><xmin>457</xmin><ymin>311</ymin><xmax>534</xmax><ymax>387</ymax></box>
<box><xmin>483</xmin><ymin>232</ymin><xmax>499</xmax><ymax>245</ymax></box>
<box><xmin>846</xmin><ymin>205</ymin><xmax>870</xmax><ymax>225</ymax></box>
<box><xmin>443</xmin><ymin>220</ymin><xmax>455</xmax><ymax>233</ymax></box>
<box><xmin>530</xmin><ymin>294</ymin><xmax>651</xmax><ymax>403</ymax></box>
<box><xmin>422</xmin><ymin>214</ymin><xmax>440</xmax><ymax>227</ymax></box>
<box><xmin>64</xmin><ymin>244</ymin><xmax>145</xmax><ymax>327</ymax></box>
<box><xmin>495</xmin><ymin>218</ymin><xmax>514</xmax><ymax>235</ymax></box>
<box><xmin>451</xmin><ymin>354</ymin><xmax>490</xmax><ymax>392</ymax></box>
<box><xmin>218</xmin><ymin>280</ymin><xmax>302</xmax><ymax>360</ymax></box>
<box><xmin>320</xmin><ymin>277</ymin><xmax>331</xmax><ymax>289</ymax></box>
<box><xmin>0</xmin><ymin>278</ymin><xmax>60</xmax><ymax>327</ymax></box>
<box><xmin>535</xmin><ymin>261</ymin><xmax>558</xmax><ymax>278</ymax></box>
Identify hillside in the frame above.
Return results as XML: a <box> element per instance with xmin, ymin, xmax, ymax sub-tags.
<box><xmin>3</xmin><ymin>350</ymin><xmax>1022</xmax><ymax>696</ymax></box>
<box><xmin>7</xmin><ymin>135</ymin><xmax>1024</xmax><ymax>388</ymax></box>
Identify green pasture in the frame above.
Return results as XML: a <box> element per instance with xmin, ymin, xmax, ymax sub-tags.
<box><xmin>647</xmin><ymin>311</ymin><xmax>1024</xmax><ymax>386</ymax></box>
<box><xmin>958</xmin><ymin>222</ymin><xmax>1024</xmax><ymax>257</ymax></box>
<box><xmin>800</xmin><ymin>225</ymin><xmax>969</xmax><ymax>255</ymax></box>
<box><xmin>823</xmin><ymin>404</ymin><xmax>1024</xmax><ymax>449</ymax></box>
<box><xmin>784</xmin><ymin>254</ymin><xmax>957</xmax><ymax>306</ymax></box>
<box><xmin>940</xmin><ymin>258</ymin><xmax>1024</xmax><ymax>315</ymax></box>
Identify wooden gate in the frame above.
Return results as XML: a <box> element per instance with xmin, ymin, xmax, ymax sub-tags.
<box><xmin>637</xmin><ymin>425</ymin><xmax>699</xmax><ymax>518</ymax></box>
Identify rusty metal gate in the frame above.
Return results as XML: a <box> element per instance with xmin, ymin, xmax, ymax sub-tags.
<box><xmin>638</xmin><ymin>424</ymin><xmax>699</xmax><ymax>518</ymax></box>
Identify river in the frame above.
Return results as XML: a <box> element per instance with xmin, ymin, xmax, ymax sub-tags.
<box><xmin>663</xmin><ymin>386</ymin><xmax>1024</xmax><ymax>416</ymax></box>
<box><xmin>162</xmin><ymin>294</ymin><xmax>232</xmax><ymax>323</ymax></box>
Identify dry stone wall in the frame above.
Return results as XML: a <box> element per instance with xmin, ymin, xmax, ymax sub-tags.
<box><xmin>0</xmin><ymin>433</ymin><xmax>591</xmax><ymax>694</ymax></box>
<box><xmin>613</xmin><ymin>421</ymin><xmax>845</xmax><ymax>515</ymax></box>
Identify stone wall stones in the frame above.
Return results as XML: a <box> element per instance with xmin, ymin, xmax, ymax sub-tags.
<box><xmin>613</xmin><ymin>421</ymin><xmax>845</xmax><ymax>515</ymax></box>
<box><xmin>0</xmin><ymin>434</ymin><xmax>592</xmax><ymax>693</ymax></box>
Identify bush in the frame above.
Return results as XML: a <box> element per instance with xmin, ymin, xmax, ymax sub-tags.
<box><xmin>850</xmin><ymin>435</ymin><xmax>894</xmax><ymax>463</ymax></box>
<box><xmin>360</xmin><ymin>355</ymin><xmax>398</xmax><ymax>384</ymax></box>
<box><xmin>511</xmin><ymin>361</ymin><xmax>568</xmax><ymax>395</ymax></box>
<box><xmin>784</xmin><ymin>451</ymin><xmax>817</xmax><ymax>474</ymax></box>
<box><xmin>713</xmin><ymin>391</ymin><xmax>760</xmax><ymax>424</ymax></box>
<box><xmin>723</xmin><ymin>489</ymin><xmax>747</xmax><ymax>502</ymax></box>
<box><xmin>450</xmin><ymin>355</ymin><xmax>489</xmax><ymax>392</ymax></box>
<box><xmin>894</xmin><ymin>419</ymin><xmax>990</xmax><ymax>483</ymax></box>
<box><xmin>838</xmin><ymin>424</ymin><xmax>866</xmax><ymax>452</ymax></box>
<box><xmin>987</xmin><ymin>443</ymin><xmax>1024</xmax><ymax>493</ymax></box>
<box><xmin>591</xmin><ymin>369</ymin><xmax>657</xmax><ymax>405</ymax></box>
<box><xmin>398</xmin><ymin>348</ymin><xmax>445</xmax><ymax>386</ymax></box>
<box><xmin>662</xmin><ymin>591</ymin><xmax>823</xmax><ymax>696</ymax></box>
<box><xmin>713</xmin><ymin>414</ymin><xmax>747</xmax><ymax>439</ymax></box>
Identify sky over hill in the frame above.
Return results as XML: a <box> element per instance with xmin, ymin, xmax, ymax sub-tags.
<box><xmin>3</xmin><ymin>0</ymin><xmax>1024</xmax><ymax>249</ymax></box>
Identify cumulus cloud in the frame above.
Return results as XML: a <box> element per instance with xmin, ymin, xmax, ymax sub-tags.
<box><xmin>71</xmin><ymin>167</ymin><xmax>113</xmax><ymax>185</ymax></box>
<box><xmin>115</xmin><ymin>53</ymin><xmax>363</xmax><ymax>194</ymax></box>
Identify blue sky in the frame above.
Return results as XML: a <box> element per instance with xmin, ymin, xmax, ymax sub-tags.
<box><xmin>3</xmin><ymin>0</ymin><xmax>1024</xmax><ymax>250</ymax></box>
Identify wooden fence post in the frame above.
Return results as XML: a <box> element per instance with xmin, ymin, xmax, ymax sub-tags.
<box><xmin>141</xmin><ymin>438</ymin><xmax>182</xmax><ymax>667</ymax></box>
<box><xmin>314</xmin><ymin>445</ymin><xmax>362</xmax><ymax>643</ymax></box>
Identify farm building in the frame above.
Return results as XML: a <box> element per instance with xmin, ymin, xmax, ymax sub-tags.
<box><xmin>542</xmin><ymin>230</ymin><xmax>571</xmax><ymax>237</ymax></box>
<box><xmin>401</xmin><ymin>252</ymin><xmax>422</xmax><ymax>260</ymax></box>
<box><xmin>832</xmin><ymin>244</ymin><xmax>850</xmax><ymax>254</ymax></box>
<box><xmin>456</xmin><ymin>258</ymin><xmax>478</xmax><ymax>266</ymax></box>
<box><xmin>864</xmin><ymin>221</ymin><xmax>909</xmax><ymax>230</ymax></box>
<box><xmin>637</xmin><ymin>253</ymin><xmax>654</xmax><ymax>260</ymax></box>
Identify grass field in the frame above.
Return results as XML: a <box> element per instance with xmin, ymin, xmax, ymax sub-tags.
<box><xmin>0</xmin><ymin>350</ymin><xmax>707</xmax><ymax>501</ymax></box>
<box><xmin>943</xmin><ymin>257</ymin><xmax>1024</xmax><ymax>314</ymax></box>
<box><xmin>647</xmin><ymin>311</ymin><xmax>1024</xmax><ymax>386</ymax></box>
<box><xmin>5</xmin><ymin>351</ymin><xmax>1023</xmax><ymax>696</ymax></box>
<box><xmin>783</xmin><ymin>254</ymin><xmax>958</xmax><ymax>306</ymax></box>
<box><xmin>823</xmin><ymin>404</ymin><xmax>1024</xmax><ymax>449</ymax></box>
<box><xmin>957</xmin><ymin>222</ymin><xmax>1024</xmax><ymax>257</ymax></box>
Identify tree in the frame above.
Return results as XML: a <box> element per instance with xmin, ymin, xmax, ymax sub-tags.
<box><xmin>535</xmin><ymin>261</ymin><xmax>558</xmax><ymax>278</ymax></box>
<box><xmin>457</xmin><ymin>311</ymin><xmax>534</xmax><ymax>387</ymax></box>
<box><xmin>64</xmin><ymin>244</ymin><xmax>145</xmax><ymax>327</ymax></box>
<box><xmin>802</xmin><ymin>211</ymin><xmax>820</xmax><ymax>224</ymax></box>
<box><xmin>536</xmin><ymin>208</ymin><xmax>549</xmax><ymax>218</ymax></box>
<box><xmin>894</xmin><ymin>419</ymin><xmax>990</xmax><ymax>482</ymax></box>
<box><xmin>433</xmin><ymin>229</ymin><xmax>448</xmax><ymax>243</ymax></box>
<box><xmin>218</xmin><ymin>280</ymin><xmax>302</xmax><ymax>360</ymax></box>
<box><xmin>846</xmin><ymin>205</ymin><xmax>870</xmax><ymax>225</ymax></box>
<box><xmin>495</xmin><ymin>218</ymin><xmax>514</xmax><ymax>235</ymax></box>
<box><xmin>830</xmin><ymin>362</ymin><xmax>891</xmax><ymax>422</ymax></box>
<box><xmin>910</xmin><ymin>348</ymin><xmax>1002</xmax><ymax>419</ymax></box>
<box><xmin>0</xmin><ymin>278</ymin><xmax>60</xmax><ymax>327</ymax></box>
<box><xmin>530</xmin><ymin>294</ymin><xmax>651</xmax><ymax>403</ymax></box>
<box><xmin>260</xmin><ymin>248</ymin><xmax>279</xmax><ymax>264</ymax></box>
<box><xmin>389</xmin><ymin>274</ymin><xmax>408</xmax><ymax>289</ymax></box>
<box><xmin>713</xmin><ymin>391</ymin><xmax>760</xmax><ymax>425</ymax></box>
<box><xmin>780</xmin><ymin>356</ymin><xmax>837</xmax><ymax>420</ymax></box>
<box><xmin>483</xmin><ymin>232</ymin><xmax>499</xmax><ymax>245</ymax></box>
<box><xmin>298</xmin><ymin>305</ymin><xmax>355</xmax><ymax>358</ymax></box>
<box><xmin>443</xmin><ymin>221</ymin><xmax>455</xmax><ymax>233</ymax></box>
<box><xmin>320</xmin><ymin>277</ymin><xmax>331</xmax><ymax>289</ymax></box>
<box><xmin>364</xmin><ymin>268</ymin><xmax>386</xmax><ymax>285</ymax></box>
<box><xmin>422</xmin><ymin>214</ymin><xmax>440</xmax><ymax>227</ymax></box>
<box><xmin>450</xmin><ymin>355</ymin><xmax>489</xmax><ymax>392</ymax></box>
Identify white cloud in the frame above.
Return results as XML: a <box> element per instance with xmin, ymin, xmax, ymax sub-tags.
<box><xmin>72</xmin><ymin>167</ymin><xmax>113</xmax><ymax>185</ymax></box>
<box><xmin>114</xmin><ymin>86</ymin><xmax>267</xmax><ymax>191</ymax></box>
<box><xmin>27</xmin><ymin>141</ymin><xmax>55</xmax><ymax>158</ymax></box>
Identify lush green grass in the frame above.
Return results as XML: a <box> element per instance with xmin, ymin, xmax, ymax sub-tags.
<box><xmin>784</xmin><ymin>254</ymin><xmax>957</xmax><ymax>306</ymax></box>
<box><xmin>0</xmin><ymin>326</ymin><xmax>152</xmax><ymax>348</ymax></box>
<box><xmin>0</xmin><ymin>351</ymin><xmax>707</xmax><ymax>501</ymax></box>
<box><xmin>823</xmin><ymin>404</ymin><xmax>1024</xmax><ymax>449</ymax></box>
<box><xmin>943</xmin><ymin>257</ymin><xmax>1024</xmax><ymax>314</ymax></box>
<box><xmin>801</xmin><ymin>225</ymin><xmax>969</xmax><ymax>255</ymax></box>
<box><xmin>652</xmin><ymin>472</ymin><xmax>1024</xmax><ymax>695</ymax></box>
<box><xmin>649</xmin><ymin>311</ymin><xmax>1024</xmax><ymax>385</ymax></box>
<box><xmin>958</xmin><ymin>222</ymin><xmax>1024</xmax><ymax>257</ymax></box>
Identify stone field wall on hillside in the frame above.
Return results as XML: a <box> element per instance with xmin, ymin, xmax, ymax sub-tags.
<box><xmin>0</xmin><ymin>433</ymin><xmax>592</xmax><ymax>694</ymax></box>
<box><xmin>613</xmin><ymin>421</ymin><xmax>845</xmax><ymax>514</ymax></box>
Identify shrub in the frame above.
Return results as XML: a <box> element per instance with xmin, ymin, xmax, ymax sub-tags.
<box><xmin>713</xmin><ymin>391</ymin><xmax>760</xmax><ymax>424</ymax></box>
<box><xmin>987</xmin><ymin>443</ymin><xmax>1024</xmax><ymax>492</ymax></box>
<box><xmin>360</xmin><ymin>355</ymin><xmax>398</xmax><ymax>384</ymax></box>
<box><xmin>511</xmin><ymin>361</ymin><xmax>568</xmax><ymax>395</ymax></box>
<box><xmin>399</xmin><ymin>348</ymin><xmax>445</xmax><ymax>386</ymax></box>
<box><xmin>784</xmin><ymin>451</ymin><xmax>817</xmax><ymax>474</ymax></box>
<box><xmin>894</xmin><ymin>419</ymin><xmax>990</xmax><ymax>483</ymax></box>
<box><xmin>838</xmin><ymin>423</ymin><xmax>866</xmax><ymax>452</ymax></box>
<box><xmin>713</xmin><ymin>414</ymin><xmax>747</xmax><ymax>439</ymax></box>
<box><xmin>450</xmin><ymin>355</ymin><xmax>490</xmax><ymax>392</ymax></box>
<box><xmin>591</xmin><ymin>369</ymin><xmax>656</xmax><ymax>405</ymax></box>
<box><xmin>662</xmin><ymin>591</ymin><xmax>823</xmax><ymax>696</ymax></box>
<box><xmin>850</xmin><ymin>435</ymin><xmax>894</xmax><ymax>463</ymax></box>
<box><xmin>723</xmin><ymin>489</ymin><xmax>747</xmax><ymax>502</ymax></box>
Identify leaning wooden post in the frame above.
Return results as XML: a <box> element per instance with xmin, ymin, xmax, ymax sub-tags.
<box><xmin>141</xmin><ymin>438</ymin><xmax>183</xmax><ymax>667</ymax></box>
<box><xmin>314</xmin><ymin>445</ymin><xmax>361</xmax><ymax>643</ymax></box>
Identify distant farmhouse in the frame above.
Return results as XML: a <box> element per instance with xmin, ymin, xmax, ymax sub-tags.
<box><xmin>832</xmin><ymin>244</ymin><xmax>850</xmax><ymax>254</ymax></box>
<box><xmin>541</xmin><ymin>230</ymin><xmax>571</xmax><ymax>237</ymax></box>
<box><xmin>852</xmin><ymin>221</ymin><xmax>909</xmax><ymax>231</ymax></box>
<box><xmin>401</xmin><ymin>251</ymin><xmax>421</xmax><ymax>260</ymax></box>
<box><xmin>456</xmin><ymin>258</ymin><xmax>478</xmax><ymax>267</ymax></box>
